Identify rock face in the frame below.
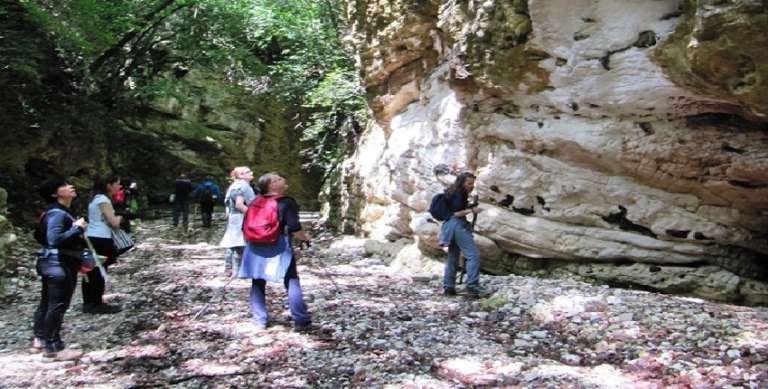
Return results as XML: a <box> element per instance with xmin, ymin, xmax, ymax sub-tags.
<box><xmin>0</xmin><ymin>187</ymin><xmax>18</xmax><ymax>295</ymax></box>
<box><xmin>118</xmin><ymin>68</ymin><xmax>319</xmax><ymax>203</ymax></box>
<box><xmin>338</xmin><ymin>0</ymin><xmax>768</xmax><ymax>303</ymax></box>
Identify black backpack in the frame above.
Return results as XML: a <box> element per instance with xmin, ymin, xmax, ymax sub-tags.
<box><xmin>200</xmin><ymin>186</ymin><xmax>215</xmax><ymax>204</ymax></box>
<box><xmin>33</xmin><ymin>208</ymin><xmax>66</xmax><ymax>246</ymax></box>
<box><xmin>33</xmin><ymin>211</ymin><xmax>49</xmax><ymax>246</ymax></box>
<box><xmin>429</xmin><ymin>192</ymin><xmax>452</xmax><ymax>221</ymax></box>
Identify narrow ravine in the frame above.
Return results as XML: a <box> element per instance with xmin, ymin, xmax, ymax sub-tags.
<box><xmin>1</xmin><ymin>214</ymin><xmax>767</xmax><ymax>388</ymax></box>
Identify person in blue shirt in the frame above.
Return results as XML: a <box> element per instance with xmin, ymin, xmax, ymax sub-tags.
<box><xmin>437</xmin><ymin>172</ymin><xmax>492</xmax><ymax>298</ymax></box>
<box><xmin>191</xmin><ymin>176</ymin><xmax>221</xmax><ymax>228</ymax></box>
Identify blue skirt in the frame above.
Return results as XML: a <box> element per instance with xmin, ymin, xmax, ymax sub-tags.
<box><xmin>238</xmin><ymin>234</ymin><xmax>293</xmax><ymax>283</ymax></box>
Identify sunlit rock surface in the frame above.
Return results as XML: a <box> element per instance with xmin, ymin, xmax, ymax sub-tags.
<box><xmin>339</xmin><ymin>0</ymin><xmax>768</xmax><ymax>303</ymax></box>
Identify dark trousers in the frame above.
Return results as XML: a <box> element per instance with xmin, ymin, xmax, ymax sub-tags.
<box><xmin>200</xmin><ymin>202</ymin><xmax>214</xmax><ymax>227</ymax></box>
<box><xmin>172</xmin><ymin>200</ymin><xmax>189</xmax><ymax>227</ymax></box>
<box><xmin>82</xmin><ymin>237</ymin><xmax>116</xmax><ymax>306</ymax></box>
<box><xmin>33</xmin><ymin>256</ymin><xmax>78</xmax><ymax>344</ymax></box>
<box><xmin>115</xmin><ymin>207</ymin><xmax>131</xmax><ymax>233</ymax></box>
<box><xmin>249</xmin><ymin>259</ymin><xmax>311</xmax><ymax>326</ymax></box>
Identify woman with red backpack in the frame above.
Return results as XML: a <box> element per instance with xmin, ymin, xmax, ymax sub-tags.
<box><xmin>238</xmin><ymin>172</ymin><xmax>312</xmax><ymax>332</ymax></box>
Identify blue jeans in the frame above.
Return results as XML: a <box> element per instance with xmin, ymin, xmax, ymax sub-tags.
<box><xmin>33</xmin><ymin>255</ymin><xmax>78</xmax><ymax>346</ymax></box>
<box><xmin>249</xmin><ymin>259</ymin><xmax>311</xmax><ymax>326</ymax></box>
<box><xmin>172</xmin><ymin>200</ymin><xmax>189</xmax><ymax>227</ymax></box>
<box><xmin>443</xmin><ymin>220</ymin><xmax>481</xmax><ymax>289</ymax></box>
<box><xmin>225</xmin><ymin>247</ymin><xmax>243</xmax><ymax>277</ymax></box>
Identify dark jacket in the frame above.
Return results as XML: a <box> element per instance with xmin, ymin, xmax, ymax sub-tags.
<box><xmin>42</xmin><ymin>204</ymin><xmax>86</xmax><ymax>250</ymax></box>
<box><xmin>276</xmin><ymin>196</ymin><xmax>302</xmax><ymax>234</ymax></box>
<box><xmin>191</xmin><ymin>180</ymin><xmax>222</xmax><ymax>204</ymax></box>
<box><xmin>445</xmin><ymin>190</ymin><xmax>470</xmax><ymax>219</ymax></box>
<box><xmin>174</xmin><ymin>178</ymin><xmax>193</xmax><ymax>202</ymax></box>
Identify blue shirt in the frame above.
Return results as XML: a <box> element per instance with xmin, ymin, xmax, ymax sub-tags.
<box><xmin>86</xmin><ymin>194</ymin><xmax>113</xmax><ymax>238</ymax></box>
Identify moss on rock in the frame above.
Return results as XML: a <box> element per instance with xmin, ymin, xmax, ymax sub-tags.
<box><xmin>654</xmin><ymin>0</ymin><xmax>768</xmax><ymax>118</ymax></box>
<box><xmin>446</xmin><ymin>0</ymin><xmax>550</xmax><ymax>97</ymax></box>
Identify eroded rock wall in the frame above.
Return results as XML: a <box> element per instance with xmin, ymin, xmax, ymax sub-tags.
<box><xmin>339</xmin><ymin>0</ymin><xmax>768</xmax><ymax>303</ymax></box>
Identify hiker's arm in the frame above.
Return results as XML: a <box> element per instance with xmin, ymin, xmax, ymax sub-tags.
<box><xmin>284</xmin><ymin>198</ymin><xmax>309</xmax><ymax>242</ymax></box>
<box><xmin>454</xmin><ymin>208</ymin><xmax>478</xmax><ymax>217</ymax></box>
<box><xmin>47</xmin><ymin>212</ymin><xmax>86</xmax><ymax>247</ymax></box>
<box><xmin>235</xmin><ymin>195</ymin><xmax>248</xmax><ymax>213</ymax></box>
<box><xmin>293</xmin><ymin>230</ymin><xmax>310</xmax><ymax>242</ymax></box>
<box><xmin>99</xmin><ymin>202</ymin><xmax>122</xmax><ymax>228</ymax></box>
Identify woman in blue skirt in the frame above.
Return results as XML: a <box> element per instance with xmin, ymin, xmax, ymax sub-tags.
<box><xmin>239</xmin><ymin>172</ymin><xmax>312</xmax><ymax>332</ymax></box>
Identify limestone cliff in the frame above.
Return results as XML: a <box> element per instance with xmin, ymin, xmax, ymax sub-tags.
<box><xmin>338</xmin><ymin>0</ymin><xmax>768</xmax><ymax>304</ymax></box>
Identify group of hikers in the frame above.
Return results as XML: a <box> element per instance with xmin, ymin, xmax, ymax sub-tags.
<box><xmin>33</xmin><ymin>174</ymin><xmax>135</xmax><ymax>360</ymax></box>
<box><xmin>32</xmin><ymin>167</ymin><xmax>490</xmax><ymax>361</ymax></box>
<box><xmin>169</xmin><ymin>173</ymin><xmax>221</xmax><ymax>229</ymax></box>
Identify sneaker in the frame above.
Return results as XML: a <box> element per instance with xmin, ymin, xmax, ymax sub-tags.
<box><xmin>43</xmin><ymin>345</ymin><xmax>57</xmax><ymax>358</ymax></box>
<box><xmin>83</xmin><ymin>303</ymin><xmax>122</xmax><ymax>314</ymax></box>
<box><xmin>252</xmin><ymin>321</ymin><xmax>268</xmax><ymax>331</ymax></box>
<box><xmin>443</xmin><ymin>287</ymin><xmax>456</xmax><ymax>296</ymax></box>
<box><xmin>466</xmin><ymin>285</ymin><xmax>493</xmax><ymax>298</ymax></box>
<box><xmin>31</xmin><ymin>337</ymin><xmax>45</xmax><ymax>350</ymax></box>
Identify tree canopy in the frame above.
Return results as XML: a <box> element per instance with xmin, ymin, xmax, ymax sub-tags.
<box><xmin>19</xmin><ymin>0</ymin><xmax>367</xmax><ymax>174</ymax></box>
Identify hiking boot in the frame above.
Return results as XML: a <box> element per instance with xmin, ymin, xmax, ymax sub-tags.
<box><xmin>466</xmin><ymin>285</ymin><xmax>493</xmax><ymax>298</ymax></box>
<box><xmin>43</xmin><ymin>344</ymin><xmax>57</xmax><ymax>358</ymax></box>
<box><xmin>293</xmin><ymin>322</ymin><xmax>313</xmax><ymax>333</ymax></box>
<box><xmin>443</xmin><ymin>287</ymin><xmax>456</xmax><ymax>296</ymax></box>
<box><xmin>83</xmin><ymin>303</ymin><xmax>122</xmax><ymax>314</ymax></box>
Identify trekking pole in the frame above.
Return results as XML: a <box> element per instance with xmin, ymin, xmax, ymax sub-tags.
<box><xmin>192</xmin><ymin>276</ymin><xmax>235</xmax><ymax>321</ymax></box>
<box><xmin>83</xmin><ymin>236</ymin><xmax>108</xmax><ymax>282</ymax></box>
<box><xmin>457</xmin><ymin>254</ymin><xmax>466</xmax><ymax>285</ymax></box>
<box><xmin>299</xmin><ymin>240</ymin><xmax>342</xmax><ymax>296</ymax></box>
<box><xmin>457</xmin><ymin>195</ymin><xmax>480</xmax><ymax>285</ymax></box>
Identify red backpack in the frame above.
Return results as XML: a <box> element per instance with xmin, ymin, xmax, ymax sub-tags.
<box><xmin>112</xmin><ymin>189</ymin><xmax>126</xmax><ymax>204</ymax></box>
<box><xmin>243</xmin><ymin>195</ymin><xmax>283</xmax><ymax>244</ymax></box>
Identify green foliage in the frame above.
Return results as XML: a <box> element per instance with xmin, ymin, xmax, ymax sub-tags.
<box><xmin>126</xmin><ymin>78</ymin><xmax>186</xmax><ymax>103</ymax></box>
<box><xmin>301</xmin><ymin>68</ymin><xmax>368</xmax><ymax>172</ymax></box>
<box><xmin>479</xmin><ymin>295</ymin><xmax>509</xmax><ymax>311</ymax></box>
<box><xmin>19</xmin><ymin>0</ymin><xmax>366</xmax><ymax>180</ymax></box>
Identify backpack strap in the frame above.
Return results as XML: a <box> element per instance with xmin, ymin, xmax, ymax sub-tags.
<box><xmin>39</xmin><ymin>208</ymin><xmax>74</xmax><ymax>248</ymax></box>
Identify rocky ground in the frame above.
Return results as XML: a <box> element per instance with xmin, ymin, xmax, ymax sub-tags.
<box><xmin>0</xmin><ymin>213</ymin><xmax>767</xmax><ymax>388</ymax></box>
